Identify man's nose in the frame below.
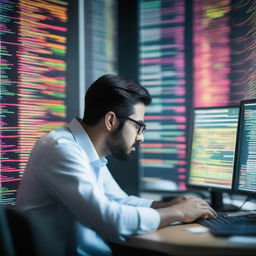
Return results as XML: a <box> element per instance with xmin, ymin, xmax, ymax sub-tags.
<box><xmin>136</xmin><ymin>133</ymin><xmax>144</xmax><ymax>143</ymax></box>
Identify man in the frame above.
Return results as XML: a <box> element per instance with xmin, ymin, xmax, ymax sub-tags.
<box><xmin>16</xmin><ymin>74</ymin><xmax>216</xmax><ymax>256</ymax></box>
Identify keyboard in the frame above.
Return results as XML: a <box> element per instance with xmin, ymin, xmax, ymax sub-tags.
<box><xmin>209</xmin><ymin>223</ymin><xmax>256</xmax><ymax>236</ymax></box>
<box><xmin>196</xmin><ymin>212</ymin><xmax>256</xmax><ymax>236</ymax></box>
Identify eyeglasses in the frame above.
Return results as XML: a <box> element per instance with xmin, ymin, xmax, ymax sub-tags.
<box><xmin>116</xmin><ymin>114</ymin><xmax>146</xmax><ymax>135</ymax></box>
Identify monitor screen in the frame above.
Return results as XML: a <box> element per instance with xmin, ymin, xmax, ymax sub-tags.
<box><xmin>1</xmin><ymin>0</ymin><xmax>69</xmax><ymax>207</ymax></box>
<box><xmin>187</xmin><ymin>106</ymin><xmax>239</xmax><ymax>191</ymax></box>
<box><xmin>233</xmin><ymin>100</ymin><xmax>256</xmax><ymax>195</ymax></box>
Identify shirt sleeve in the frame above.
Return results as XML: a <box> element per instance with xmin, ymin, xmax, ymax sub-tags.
<box><xmin>103</xmin><ymin>166</ymin><xmax>154</xmax><ymax>207</ymax></box>
<box><xmin>36</xmin><ymin>140</ymin><xmax>160</xmax><ymax>242</ymax></box>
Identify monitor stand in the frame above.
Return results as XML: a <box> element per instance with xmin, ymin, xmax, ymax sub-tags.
<box><xmin>211</xmin><ymin>191</ymin><xmax>239</xmax><ymax>212</ymax></box>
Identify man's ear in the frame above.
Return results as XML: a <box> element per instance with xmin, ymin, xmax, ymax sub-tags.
<box><xmin>105</xmin><ymin>111</ymin><xmax>119</xmax><ymax>132</ymax></box>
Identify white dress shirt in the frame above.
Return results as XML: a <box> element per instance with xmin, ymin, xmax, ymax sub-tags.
<box><xmin>16</xmin><ymin>118</ymin><xmax>160</xmax><ymax>256</ymax></box>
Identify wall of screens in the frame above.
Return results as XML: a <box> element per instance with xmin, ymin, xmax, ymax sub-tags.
<box><xmin>139</xmin><ymin>0</ymin><xmax>187</xmax><ymax>192</ymax></box>
<box><xmin>193</xmin><ymin>0</ymin><xmax>256</xmax><ymax>107</ymax></box>
<box><xmin>139</xmin><ymin>0</ymin><xmax>256</xmax><ymax>192</ymax></box>
<box><xmin>1</xmin><ymin>0</ymin><xmax>256</xmax><ymax>203</ymax></box>
<box><xmin>1</xmin><ymin>0</ymin><xmax>69</xmax><ymax>206</ymax></box>
<box><xmin>0</xmin><ymin>0</ymin><xmax>118</xmax><ymax>206</ymax></box>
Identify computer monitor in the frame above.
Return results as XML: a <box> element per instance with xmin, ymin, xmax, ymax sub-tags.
<box><xmin>233</xmin><ymin>99</ymin><xmax>256</xmax><ymax>196</ymax></box>
<box><xmin>187</xmin><ymin>106</ymin><xmax>240</xmax><ymax>211</ymax></box>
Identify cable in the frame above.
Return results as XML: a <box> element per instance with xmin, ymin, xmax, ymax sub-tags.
<box><xmin>239</xmin><ymin>196</ymin><xmax>252</xmax><ymax>210</ymax></box>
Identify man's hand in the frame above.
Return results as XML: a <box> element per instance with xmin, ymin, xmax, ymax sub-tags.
<box><xmin>152</xmin><ymin>195</ymin><xmax>199</xmax><ymax>209</ymax></box>
<box><xmin>152</xmin><ymin>196</ymin><xmax>217</xmax><ymax>228</ymax></box>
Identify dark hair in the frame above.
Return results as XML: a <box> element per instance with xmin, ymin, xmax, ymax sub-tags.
<box><xmin>83</xmin><ymin>74</ymin><xmax>152</xmax><ymax>126</ymax></box>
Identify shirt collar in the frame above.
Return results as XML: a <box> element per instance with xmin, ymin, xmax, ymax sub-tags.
<box><xmin>68</xmin><ymin>118</ymin><xmax>108</xmax><ymax>175</ymax></box>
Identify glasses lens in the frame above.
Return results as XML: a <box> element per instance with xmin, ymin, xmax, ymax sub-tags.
<box><xmin>116</xmin><ymin>114</ymin><xmax>146</xmax><ymax>135</ymax></box>
<box><xmin>138</xmin><ymin>125</ymin><xmax>146</xmax><ymax>135</ymax></box>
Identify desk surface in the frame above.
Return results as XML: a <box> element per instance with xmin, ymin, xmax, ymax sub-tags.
<box><xmin>122</xmin><ymin>223</ymin><xmax>256</xmax><ymax>255</ymax></box>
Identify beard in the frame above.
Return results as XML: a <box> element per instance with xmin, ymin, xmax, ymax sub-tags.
<box><xmin>106</xmin><ymin>129</ymin><xmax>139</xmax><ymax>161</ymax></box>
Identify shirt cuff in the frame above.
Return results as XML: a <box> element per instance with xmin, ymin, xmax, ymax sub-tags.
<box><xmin>137</xmin><ymin>207</ymin><xmax>160</xmax><ymax>234</ymax></box>
<box><xmin>121</xmin><ymin>195</ymin><xmax>154</xmax><ymax>207</ymax></box>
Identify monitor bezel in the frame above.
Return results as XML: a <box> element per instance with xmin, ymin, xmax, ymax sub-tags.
<box><xmin>186</xmin><ymin>105</ymin><xmax>240</xmax><ymax>193</ymax></box>
<box><xmin>232</xmin><ymin>99</ymin><xmax>256</xmax><ymax>196</ymax></box>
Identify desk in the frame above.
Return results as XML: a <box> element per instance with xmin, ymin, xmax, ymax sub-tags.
<box><xmin>117</xmin><ymin>223</ymin><xmax>256</xmax><ymax>255</ymax></box>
